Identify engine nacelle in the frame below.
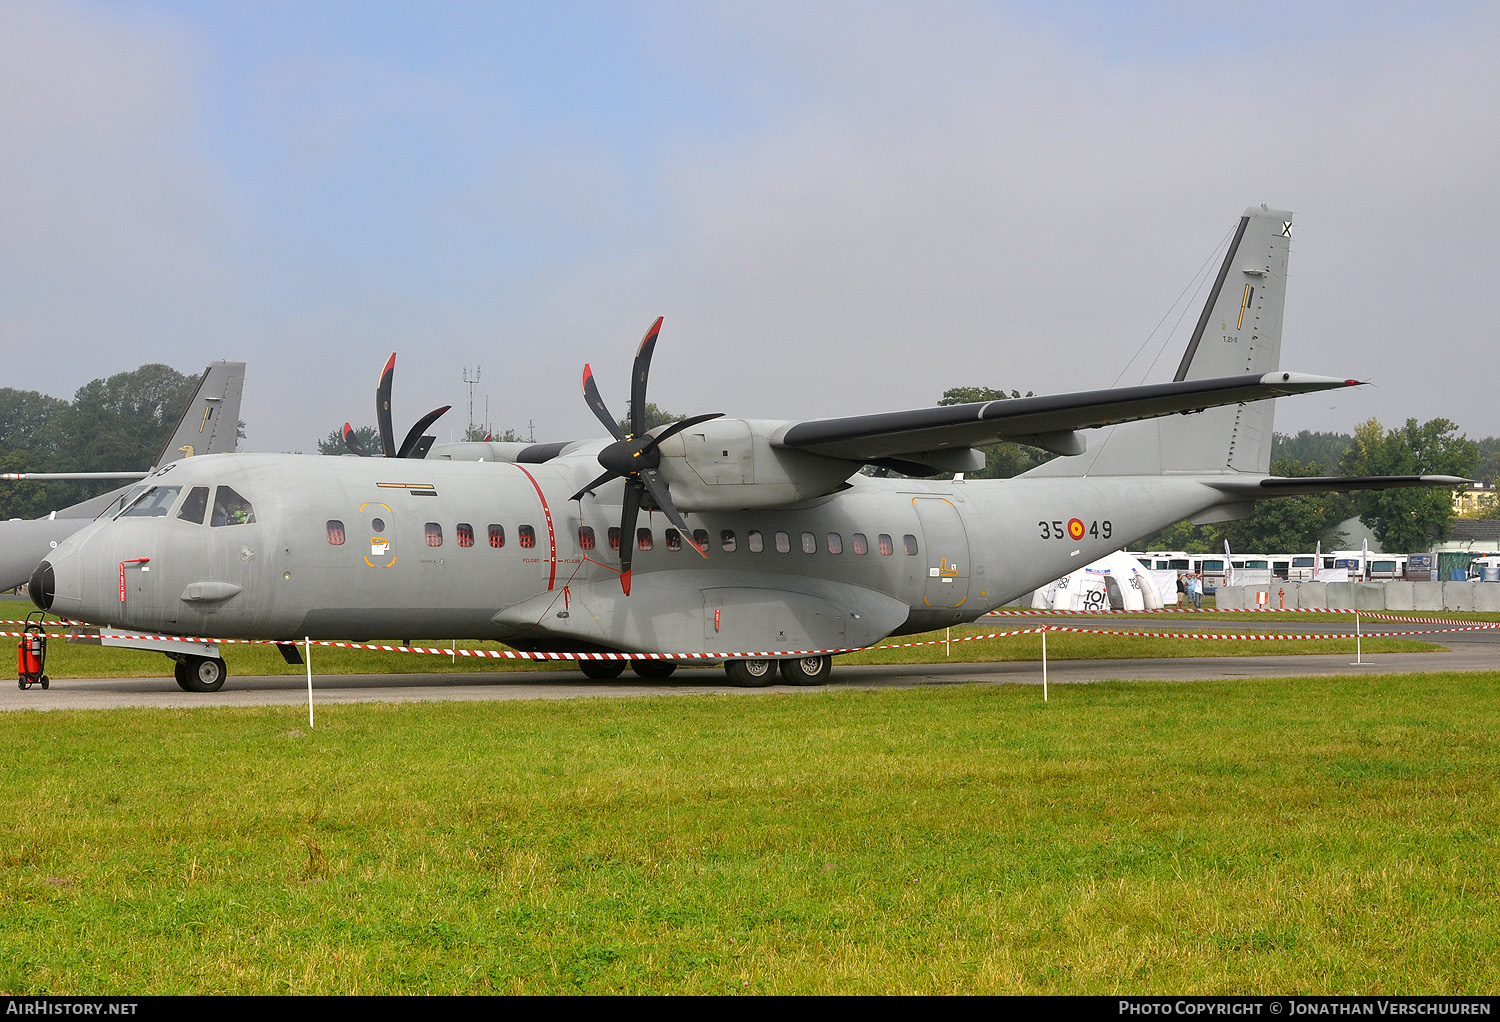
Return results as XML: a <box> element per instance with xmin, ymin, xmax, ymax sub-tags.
<box><xmin>654</xmin><ymin>419</ymin><xmax>860</xmax><ymax>511</ymax></box>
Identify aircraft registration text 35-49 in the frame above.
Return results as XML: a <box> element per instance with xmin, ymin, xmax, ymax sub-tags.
<box><xmin>1039</xmin><ymin>519</ymin><xmax>1112</xmax><ymax>541</ymax></box>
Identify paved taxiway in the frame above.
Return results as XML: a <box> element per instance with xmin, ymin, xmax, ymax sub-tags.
<box><xmin>5</xmin><ymin>633</ymin><xmax>1497</xmax><ymax>711</ymax></box>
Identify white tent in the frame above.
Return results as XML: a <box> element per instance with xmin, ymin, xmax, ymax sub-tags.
<box><xmin>1031</xmin><ymin>550</ymin><xmax>1167</xmax><ymax>611</ymax></box>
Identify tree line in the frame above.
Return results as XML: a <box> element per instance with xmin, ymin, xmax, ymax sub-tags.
<box><xmin>935</xmin><ymin>386</ymin><xmax>1493</xmax><ymax>554</ymax></box>
<box><xmin>4</xmin><ymin>364</ymin><xmax>1494</xmax><ymax>553</ymax></box>
<box><xmin>0</xmin><ymin>365</ymin><xmax>203</xmax><ymax>520</ymax></box>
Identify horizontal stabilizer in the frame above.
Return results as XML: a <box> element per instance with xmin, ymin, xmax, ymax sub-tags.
<box><xmin>1211</xmin><ymin>474</ymin><xmax>1471</xmax><ymax>498</ymax></box>
<box><xmin>776</xmin><ymin>372</ymin><xmax>1356</xmax><ymax>463</ymax></box>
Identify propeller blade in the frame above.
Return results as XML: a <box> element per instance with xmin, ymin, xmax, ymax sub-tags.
<box><xmin>629</xmin><ymin>317</ymin><xmax>663</xmax><ymax>437</ymax></box>
<box><xmin>343</xmin><ymin>423</ymin><xmax>370</xmax><ymax>457</ymax></box>
<box><xmin>640</xmin><ymin>412</ymin><xmax>726</xmax><ymax>453</ymax></box>
<box><xmin>582</xmin><ymin>364</ymin><xmax>626</xmax><ymax>441</ymax></box>
<box><xmin>640</xmin><ymin>467</ymin><xmax>706</xmax><ymax>558</ymax></box>
<box><xmin>376</xmin><ymin>353</ymin><xmax>397</xmax><ymax>458</ymax></box>
<box><xmin>618</xmin><ymin>479</ymin><xmax>642</xmax><ymax>595</ymax></box>
<box><xmin>570</xmin><ymin>468</ymin><xmax>618</xmax><ymax>503</ymax></box>
<box><xmin>397</xmin><ymin>405</ymin><xmax>452</xmax><ymax>459</ymax></box>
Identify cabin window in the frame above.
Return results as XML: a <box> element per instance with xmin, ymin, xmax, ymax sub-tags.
<box><xmin>878</xmin><ymin>534</ymin><xmax>894</xmax><ymax>556</ymax></box>
<box><xmin>852</xmin><ymin>533</ymin><xmax>868</xmax><ymax>556</ymax></box>
<box><xmin>457</xmin><ymin>523</ymin><xmax>474</xmax><ymax>548</ymax></box>
<box><xmin>801</xmin><ymin>532</ymin><xmax>817</xmax><ymax>554</ymax></box>
<box><xmin>748</xmin><ymin>530</ymin><xmax>764</xmax><ymax>553</ymax></box>
<box><xmin>637</xmin><ymin>528</ymin><xmax>653</xmax><ymax>551</ymax></box>
<box><xmin>177</xmin><ymin>486</ymin><xmax>209</xmax><ymax>525</ymax></box>
<box><xmin>210</xmin><ymin>486</ymin><xmax>255</xmax><ymax>527</ymax></box>
<box><xmin>827</xmin><ymin>532</ymin><xmax>843</xmax><ymax>555</ymax></box>
<box><xmin>903</xmin><ymin>534</ymin><xmax>918</xmax><ymax>556</ymax></box>
<box><xmin>371</xmin><ymin>517</ymin><xmax>385</xmax><ymax>533</ymax></box>
<box><xmin>121</xmin><ymin>485</ymin><xmax>182</xmax><ymax>518</ymax></box>
<box><xmin>693</xmin><ymin>529</ymin><xmax>710</xmax><ymax>552</ymax></box>
<box><xmin>579</xmin><ymin>526</ymin><xmax>596</xmax><ymax>550</ymax></box>
<box><xmin>775</xmin><ymin>531</ymin><xmax>791</xmax><ymax>554</ymax></box>
<box><xmin>666</xmin><ymin>528</ymin><xmax>682</xmax><ymax>551</ymax></box>
<box><xmin>425</xmin><ymin>523</ymin><xmax>443</xmax><ymax>547</ymax></box>
<box><xmin>488</xmin><ymin>524</ymin><xmax>505</xmax><ymax>548</ymax></box>
<box><xmin>608</xmin><ymin>527</ymin><xmax>621</xmax><ymax>551</ymax></box>
<box><xmin>720</xmin><ymin>529</ymin><xmax>736</xmax><ymax>552</ymax></box>
<box><xmin>326</xmin><ymin>520</ymin><xmax>346</xmax><ymax>545</ymax></box>
<box><xmin>519</xmin><ymin>525</ymin><xmax>536</xmax><ymax>549</ymax></box>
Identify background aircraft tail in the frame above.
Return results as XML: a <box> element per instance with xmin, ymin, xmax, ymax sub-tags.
<box><xmin>155</xmin><ymin>360</ymin><xmax>244</xmax><ymax>464</ymax></box>
<box><xmin>1027</xmin><ymin>204</ymin><xmax>1293</xmax><ymax>478</ymax></box>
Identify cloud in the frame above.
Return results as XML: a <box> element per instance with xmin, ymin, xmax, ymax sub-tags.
<box><xmin>0</xmin><ymin>0</ymin><xmax>236</xmax><ymax>398</ymax></box>
<box><xmin>4</xmin><ymin>2</ymin><xmax>1498</xmax><ymax>454</ymax></box>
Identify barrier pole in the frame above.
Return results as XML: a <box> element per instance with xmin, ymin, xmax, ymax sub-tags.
<box><xmin>1042</xmin><ymin>628</ymin><xmax>1048</xmax><ymax>703</ymax></box>
<box><xmin>305</xmin><ymin>636</ymin><xmax>314</xmax><ymax>729</ymax></box>
<box><xmin>1351</xmin><ymin>611</ymin><xmax>1363</xmax><ymax>665</ymax></box>
<box><xmin>945</xmin><ymin>626</ymin><xmax>951</xmax><ymax>657</ymax></box>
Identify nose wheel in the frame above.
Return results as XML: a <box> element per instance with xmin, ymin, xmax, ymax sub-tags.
<box><xmin>172</xmin><ymin>655</ymin><xmax>228</xmax><ymax>693</ymax></box>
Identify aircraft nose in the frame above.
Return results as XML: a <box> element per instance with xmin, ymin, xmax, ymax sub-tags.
<box><xmin>29</xmin><ymin>559</ymin><xmax>55</xmax><ymax>611</ymax></box>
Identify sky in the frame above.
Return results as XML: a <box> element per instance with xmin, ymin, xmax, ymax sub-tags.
<box><xmin>2</xmin><ymin>0</ymin><xmax>1497</xmax><ymax>455</ymax></box>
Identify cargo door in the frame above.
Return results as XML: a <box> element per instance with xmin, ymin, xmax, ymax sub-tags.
<box><xmin>912</xmin><ymin>497</ymin><xmax>970</xmax><ymax>609</ymax></box>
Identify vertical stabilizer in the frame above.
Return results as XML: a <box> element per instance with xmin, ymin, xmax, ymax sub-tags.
<box><xmin>1028</xmin><ymin>205</ymin><xmax>1292</xmax><ymax>478</ymax></box>
<box><xmin>153</xmin><ymin>361</ymin><xmax>245</xmax><ymax>465</ymax></box>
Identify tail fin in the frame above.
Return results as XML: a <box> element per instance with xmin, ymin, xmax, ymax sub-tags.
<box><xmin>1030</xmin><ymin>204</ymin><xmax>1293</xmax><ymax>477</ymax></box>
<box><xmin>152</xmin><ymin>361</ymin><xmax>245</xmax><ymax>465</ymax></box>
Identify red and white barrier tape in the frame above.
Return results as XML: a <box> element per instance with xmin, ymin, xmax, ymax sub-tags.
<box><xmin>3</xmin><ymin>615</ymin><xmax>1491</xmax><ymax>660</ymax></box>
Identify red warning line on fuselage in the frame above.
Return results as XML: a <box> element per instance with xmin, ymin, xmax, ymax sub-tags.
<box><xmin>512</xmin><ymin>465</ymin><xmax>557</xmax><ymax>591</ymax></box>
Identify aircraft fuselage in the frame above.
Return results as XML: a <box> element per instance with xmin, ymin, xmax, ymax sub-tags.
<box><xmin>38</xmin><ymin>452</ymin><xmax>1223</xmax><ymax>654</ymax></box>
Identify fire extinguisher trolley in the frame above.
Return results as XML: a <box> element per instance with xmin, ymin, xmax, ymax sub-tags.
<box><xmin>17</xmin><ymin>610</ymin><xmax>49</xmax><ymax>690</ymax></box>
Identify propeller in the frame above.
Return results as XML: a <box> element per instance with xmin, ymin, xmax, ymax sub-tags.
<box><xmin>343</xmin><ymin>353</ymin><xmax>452</xmax><ymax>458</ymax></box>
<box><xmin>570</xmin><ymin>317</ymin><xmax>723</xmax><ymax>594</ymax></box>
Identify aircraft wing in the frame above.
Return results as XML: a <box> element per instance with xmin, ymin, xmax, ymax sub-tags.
<box><xmin>774</xmin><ymin>372</ymin><xmax>1356</xmax><ymax>469</ymax></box>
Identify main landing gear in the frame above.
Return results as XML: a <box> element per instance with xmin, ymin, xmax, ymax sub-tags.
<box><xmin>576</xmin><ymin>655</ymin><xmax>834</xmax><ymax>687</ymax></box>
<box><xmin>171</xmin><ymin>655</ymin><xmax>228</xmax><ymax>693</ymax></box>
<box><xmin>724</xmin><ymin>655</ymin><xmax>831</xmax><ymax>687</ymax></box>
<box><xmin>577</xmin><ymin>659</ymin><xmax>678</xmax><ymax>680</ymax></box>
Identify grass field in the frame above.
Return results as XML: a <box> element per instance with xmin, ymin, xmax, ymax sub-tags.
<box><xmin>3</xmin><ymin>673</ymin><xmax>1498</xmax><ymax>994</ymax></box>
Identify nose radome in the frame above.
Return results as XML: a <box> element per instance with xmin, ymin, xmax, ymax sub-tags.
<box><xmin>29</xmin><ymin>560</ymin><xmax>54</xmax><ymax>611</ymax></box>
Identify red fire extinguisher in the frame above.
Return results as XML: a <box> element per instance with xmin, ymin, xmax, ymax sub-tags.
<box><xmin>17</xmin><ymin>611</ymin><xmax>48</xmax><ymax>691</ymax></box>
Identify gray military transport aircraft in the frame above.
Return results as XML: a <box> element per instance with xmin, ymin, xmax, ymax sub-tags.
<box><xmin>1</xmin><ymin>361</ymin><xmax>244</xmax><ymax>591</ymax></box>
<box><xmin>29</xmin><ymin>206</ymin><xmax>1464</xmax><ymax>692</ymax></box>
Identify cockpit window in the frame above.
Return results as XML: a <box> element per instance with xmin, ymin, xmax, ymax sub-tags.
<box><xmin>100</xmin><ymin>484</ymin><xmax>148</xmax><ymax>520</ymax></box>
<box><xmin>210</xmin><ymin>486</ymin><xmax>256</xmax><ymax>527</ymax></box>
<box><xmin>119</xmin><ymin>485</ymin><xmax>182</xmax><ymax>518</ymax></box>
<box><xmin>177</xmin><ymin>486</ymin><xmax>210</xmax><ymax>524</ymax></box>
